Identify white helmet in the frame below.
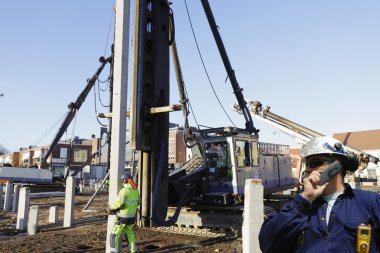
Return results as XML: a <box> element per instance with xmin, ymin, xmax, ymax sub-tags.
<box><xmin>300</xmin><ymin>136</ymin><xmax>348</xmax><ymax>161</ymax></box>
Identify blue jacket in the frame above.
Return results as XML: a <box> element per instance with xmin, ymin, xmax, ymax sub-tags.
<box><xmin>259</xmin><ymin>185</ymin><xmax>380</xmax><ymax>253</ymax></box>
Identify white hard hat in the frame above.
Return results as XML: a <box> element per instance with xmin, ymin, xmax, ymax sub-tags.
<box><xmin>300</xmin><ymin>136</ymin><xmax>348</xmax><ymax>161</ymax></box>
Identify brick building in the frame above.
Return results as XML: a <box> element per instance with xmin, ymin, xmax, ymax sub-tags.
<box><xmin>168</xmin><ymin>126</ymin><xmax>186</xmax><ymax>168</ymax></box>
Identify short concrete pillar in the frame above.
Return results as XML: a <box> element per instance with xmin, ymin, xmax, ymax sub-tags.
<box><xmin>79</xmin><ymin>183</ymin><xmax>84</xmax><ymax>193</ymax></box>
<box><xmin>16</xmin><ymin>187</ymin><xmax>30</xmax><ymax>231</ymax></box>
<box><xmin>0</xmin><ymin>184</ymin><xmax>3</xmax><ymax>209</ymax></box>
<box><xmin>243</xmin><ymin>179</ymin><xmax>263</xmax><ymax>253</ymax></box>
<box><xmin>3</xmin><ymin>181</ymin><xmax>13</xmax><ymax>211</ymax></box>
<box><xmin>49</xmin><ymin>206</ymin><xmax>59</xmax><ymax>223</ymax></box>
<box><xmin>12</xmin><ymin>185</ymin><xmax>21</xmax><ymax>212</ymax></box>
<box><xmin>27</xmin><ymin>205</ymin><xmax>39</xmax><ymax>235</ymax></box>
<box><xmin>64</xmin><ymin>176</ymin><xmax>75</xmax><ymax>227</ymax></box>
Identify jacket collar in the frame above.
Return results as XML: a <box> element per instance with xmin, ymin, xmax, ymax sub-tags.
<box><xmin>314</xmin><ymin>183</ymin><xmax>354</xmax><ymax>205</ymax></box>
<box><xmin>343</xmin><ymin>183</ymin><xmax>354</xmax><ymax>198</ymax></box>
<box><xmin>123</xmin><ymin>183</ymin><xmax>132</xmax><ymax>189</ymax></box>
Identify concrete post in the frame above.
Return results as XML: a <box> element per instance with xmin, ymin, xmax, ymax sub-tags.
<box><xmin>12</xmin><ymin>184</ymin><xmax>21</xmax><ymax>212</ymax></box>
<box><xmin>3</xmin><ymin>181</ymin><xmax>13</xmax><ymax>211</ymax></box>
<box><xmin>27</xmin><ymin>205</ymin><xmax>39</xmax><ymax>235</ymax></box>
<box><xmin>16</xmin><ymin>187</ymin><xmax>30</xmax><ymax>231</ymax></box>
<box><xmin>90</xmin><ymin>179</ymin><xmax>95</xmax><ymax>190</ymax></box>
<box><xmin>63</xmin><ymin>176</ymin><xmax>75</xmax><ymax>228</ymax></box>
<box><xmin>106</xmin><ymin>0</ymin><xmax>130</xmax><ymax>252</ymax></box>
<box><xmin>48</xmin><ymin>206</ymin><xmax>59</xmax><ymax>223</ymax></box>
<box><xmin>79</xmin><ymin>183</ymin><xmax>84</xmax><ymax>193</ymax></box>
<box><xmin>0</xmin><ymin>184</ymin><xmax>3</xmax><ymax>209</ymax></box>
<box><xmin>243</xmin><ymin>179</ymin><xmax>263</xmax><ymax>253</ymax></box>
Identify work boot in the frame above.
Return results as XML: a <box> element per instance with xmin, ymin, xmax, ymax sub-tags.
<box><xmin>129</xmin><ymin>243</ymin><xmax>137</xmax><ymax>252</ymax></box>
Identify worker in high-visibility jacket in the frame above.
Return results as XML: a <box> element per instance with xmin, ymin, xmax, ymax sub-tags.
<box><xmin>108</xmin><ymin>172</ymin><xmax>140</xmax><ymax>253</ymax></box>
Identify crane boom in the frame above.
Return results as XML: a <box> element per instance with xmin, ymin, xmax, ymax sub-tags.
<box><xmin>42</xmin><ymin>56</ymin><xmax>112</xmax><ymax>167</ymax></box>
<box><xmin>200</xmin><ymin>0</ymin><xmax>257</xmax><ymax>135</ymax></box>
<box><xmin>233</xmin><ymin>100</ymin><xmax>379</xmax><ymax>166</ymax></box>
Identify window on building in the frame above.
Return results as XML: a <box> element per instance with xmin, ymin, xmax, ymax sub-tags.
<box><xmin>60</xmin><ymin>148</ymin><xmax>68</xmax><ymax>158</ymax></box>
<box><xmin>73</xmin><ymin>149</ymin><xmax>88</xmax><ymax>163</ymax></box>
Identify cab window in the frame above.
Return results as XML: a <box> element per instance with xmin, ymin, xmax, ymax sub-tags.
<box><xmin>204</xmin><ymin>142</ymin><xmax>232</xmax><ymax>179</ymax></box>
<box><xmin>251</xmin><ymin>141</ymin><xmax>259</xmax><ymax>166</ymax></box>
<box><xmin>235</xmin><ymin>140</ymin><xmax>250</xmax><ymax>167</ymax></box>
<box><xmin>204</xmin><ymin>142</ymin><xmax>230</xmax><ymax>169</ymax></box>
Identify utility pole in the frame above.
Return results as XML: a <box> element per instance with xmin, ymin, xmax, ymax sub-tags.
<box><xmin>105</xmin><ymin>0</ymin><xmax>130</xmax><ymax>252</ymax></box>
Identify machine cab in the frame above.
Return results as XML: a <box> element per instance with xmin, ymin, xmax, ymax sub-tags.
<box><xmin>202</xmin><ymin>131</ymin><xmax>259</xmax><ymax>196</ymax></box>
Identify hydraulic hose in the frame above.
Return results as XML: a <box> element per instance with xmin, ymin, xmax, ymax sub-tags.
<box><xmin>153</xmin><ymin>142</ymin><xmax>191</xmax><ymax>226</ymax></box>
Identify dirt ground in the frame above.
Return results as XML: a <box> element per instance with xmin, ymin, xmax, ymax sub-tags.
<box><xmin>0</xmin><ymin>191</ymin><xmax>242</xmax><ymax>253</ymax></box>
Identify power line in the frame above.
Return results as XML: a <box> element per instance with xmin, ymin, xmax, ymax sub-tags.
<box><xmin>183</xmin><ymin>0</ymin><xmax>236</xmax><ymax>128</ymax></box>
<box><xmin>30</xmin><ymin>112</ymin><xmax>68</xmax><ymax>147</ymax></box>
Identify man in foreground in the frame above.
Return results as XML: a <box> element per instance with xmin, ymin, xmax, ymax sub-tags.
<box><xmin>259</xmin><ymin>136</ymin><xmax>380</xmax><ymax>253</ymax></box>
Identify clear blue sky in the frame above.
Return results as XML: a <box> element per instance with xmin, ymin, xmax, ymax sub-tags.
<box><xmin>1</xmin><ymin>1</ymin><xmax>380</xmax><ymax>152</ymax></box>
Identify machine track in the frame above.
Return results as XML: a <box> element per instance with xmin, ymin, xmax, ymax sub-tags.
<box><xmin>160</xmin><ymin>205</ymin><xmax>242</xmax><ymax>237</ymax></box>
<box><xmin>153</xmin><ymin>225</ymin><xmax>227</xmax><ymax>238</ymax></box>
<box><xmin>153</xmin><ymin>204</ymin><xmax>279</xmax><ymax>238</ymax></box>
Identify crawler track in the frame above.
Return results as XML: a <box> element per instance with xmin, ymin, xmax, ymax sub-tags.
<box><xmin>153</xmin><ymin>204</ymin><xmax>279</xmax><ymax>238</ymax></box>
<box><xmin>153</xmin><ymin>225</ymin><xmax>226</xmax><ymax>238</ymax></box>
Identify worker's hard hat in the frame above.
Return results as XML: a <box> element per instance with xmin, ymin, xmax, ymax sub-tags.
<box><xmin>300</xmin><ymin>136</ymin><xmax>348</xmax><ymax>161</ymax></box>
<box><xmin>121</xmin><ymin>172</ymin><xmax>132</xmax><ymax>181</ymax></box>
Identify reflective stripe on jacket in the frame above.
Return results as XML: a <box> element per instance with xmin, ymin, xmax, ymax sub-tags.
<box><xmin>110</xmin><ymin>183</ymin><xmax>140</xmax><ymax>219</ymax></box>
<box><xmin>259</xmin><ymin>185</ymin><xmax>380</xmax><ymax>253</ymax></box>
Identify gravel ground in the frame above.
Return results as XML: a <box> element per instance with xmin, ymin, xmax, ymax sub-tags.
<box><xmin>0</xmin><ymin>191</ymin><xmax>243</xmax><ymax>253</ymax></box>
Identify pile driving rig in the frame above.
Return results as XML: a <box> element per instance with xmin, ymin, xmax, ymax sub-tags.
<box><xmin>128</xmin><ymin>0</ymin><xmax>297</xmax><ymax>236</ymax></box>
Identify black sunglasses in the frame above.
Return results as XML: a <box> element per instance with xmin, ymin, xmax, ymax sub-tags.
<box><xmin>306</xmin><ymin>158</ymin><xmax>335</xmax><ymax>169</ymax></box>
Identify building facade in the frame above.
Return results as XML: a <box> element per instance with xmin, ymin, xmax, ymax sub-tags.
<box><xmin>168</xmin><ymin>126</ymin><xmax>186</xmax><ymax>168</ymax></box>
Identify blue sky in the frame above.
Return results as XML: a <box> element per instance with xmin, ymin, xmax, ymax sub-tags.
<box><xmin>1</xmin><ymin>1</ymin><xmax>380</xmax><ymax>152</ymax></box>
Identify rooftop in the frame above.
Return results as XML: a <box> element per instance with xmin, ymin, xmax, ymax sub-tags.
<box><xmin>333</xmin><ymin>129</ymin><xmax>380</xmax><ymax>150</ymax></box>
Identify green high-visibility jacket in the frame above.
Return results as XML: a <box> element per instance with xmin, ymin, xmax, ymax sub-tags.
<box><xmin>110</xmin><ymin>184</ymin><xmax>140</xmax><ymax>218</ymax></box>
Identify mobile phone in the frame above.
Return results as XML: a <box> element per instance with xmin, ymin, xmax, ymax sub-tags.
<box><xmin>318</xmin><ymin>161</ymin><xmax>342</xmax><ymax>186</ymax></box>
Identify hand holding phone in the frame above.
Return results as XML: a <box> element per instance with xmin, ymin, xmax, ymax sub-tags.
<box><xmin>301</xmin><ymin>160</ymin><xmax>342</xmax><ymax>203</ymax></box>
<box><xmin>318</xmin><ymin>161</ymin><xmax>342</xmax><ymax>186</ymax></box>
